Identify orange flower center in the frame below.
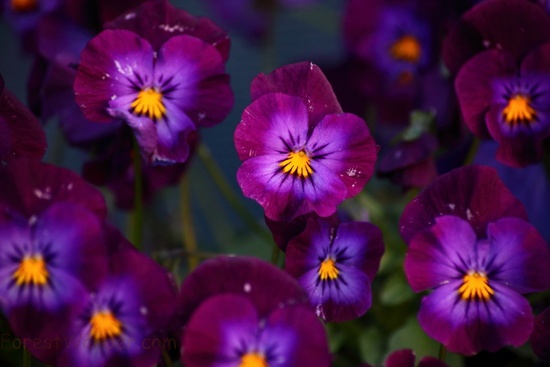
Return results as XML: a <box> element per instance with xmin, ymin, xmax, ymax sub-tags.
<box><xmin>11</xmin><ymin>0</ymin><xmax>37</xmax><ymax>12</ymax></box>
<box><xmin>390</xmin><ymin>35</ymin><xmax>422</xmax><ymax>63</ymax></box>
<box><xmin>13</xmin><ymin>255</ymin><xmax>49</xmax><ymax>286</ymax></box>
<box><xmin>502</xmin><ymin>94</ymin><xmax>536</xmax><ymax>125</ymax></box>
<box><xmin>131</xmin><ymin>88</ymin><xmax>166</xmax><ymax>121</ymax></box>
<box><xmin>318</xmin><ymin>258</ymin><xmax>339</xmax><ymax>280</ymax></box>
<box><xmin>279</xmin><ymin>150</ymin><xmax>313</xmax><ymax>178</ymax></box>
<box><xmin>239</xmin><ymin>352</ymin><xmax>269</xmax><ymax>367</ymax></box>
<box><xmin>89</xmin><ymin>311</ymin><xmax>123</xmax><ymax>342</ymax></box>
<box><xmin>458</xmin><ymin>271</ymin><xmax>494</xmax><ymax>301</ymax></box>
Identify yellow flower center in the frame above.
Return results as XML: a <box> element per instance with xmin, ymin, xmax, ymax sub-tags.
<box><xmin>13</xmin><ymin>255</ymin><xmax>49</xmax><ymax>286</ymax></box>
<box><xmin>89</xmin><ymin>311</ymin><xmax>123</xmax><ymax>342</ymax></box>
<box><xmin>279</xmin><ymin>150</ymin><xmax>313</xmax><ymax>178</ymax></box>
<box><xmin>502</xmin><ymin>94</ymin><xmax>536</xmax><ymax>125</ymax></box>
<box><xmin>239</xmin><ymin>352</ymin><xmax>269</xmax><ymax>367</ymax></box>
<box><xmin>458</xmin><ymin>271</ymin><xmax>494</xmax><ymax>301</ymax></box>
<box><xmin>318</xmin><ymin>258</ymin><xmax>339</xmax><ymax>281</ymax></box>
<box><xmin>390</xmin><ymin>35</ymin><xmax>422</xmax><ymax>63</ymax></box>
<box><xmin>11</xmin><ymin>0</ymin><xmax>37</xmax><ymax>12</ymax></box>
<box><xmin>130</xmin><ymin>88</ymin><xmax>166</xmax><ymax>121</ymax></box>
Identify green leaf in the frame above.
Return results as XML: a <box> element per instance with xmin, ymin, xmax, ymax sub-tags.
<box><xmin>380</xmin><ymin>272</ymin><xmax>415</xmax><ymax>306</ymax></box>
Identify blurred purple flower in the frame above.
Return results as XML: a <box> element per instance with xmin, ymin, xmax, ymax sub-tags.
<box><xmin>235</xmin><ymin>62</ymin><xmax>377</xmax><ymax>222</ymax></box>
<box><xmin>284</xmin><ymin>218</ymin><xmax>384</xmax><ymax>322</ymax></box>
<box><xmin>405</xmin><ymin>215</ymin><xmax>550</xmax><ymax>355</ymax></box>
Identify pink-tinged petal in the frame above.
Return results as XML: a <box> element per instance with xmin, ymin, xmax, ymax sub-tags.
<box><xmin>443</xmin><ymin>0</ymin><xmax>550</xmax><ymax>75</ymax></box>
<box><xmin>485</xmin><ymin>105</ymin><xmax>548</xmax><ymax>167</ymax></box>
<box><xmin>530</xmin><ymin>307</ymin><xmax>550</xmax><ymax>364</ymax></box>
<box><xmin>0</xmin><ymin>74</ymin><xmax>46</xmax><ymax>162</ymax></box>
<box><xmin>308</xmin><ymin>112</ymin><xmax>377</xmax><ymax>198</ymax></box>
<box><xmin>235</xmin><ymin>93</ymin><xmax>309</xmax><ymax>161</ymax></box>
<box><xmin>385</xmin><ymin>349</ymin><xmax>415</xmax><ymax>367</ymax></box>
<box><xmin>250</xmin><ymin>62</ymin><xmax>342</xmax><ymax>125</ymax></box>
<box><xmin>176</xmin><ymin>256</ymin><xmax>308</xmax><ymax>328</ymax></box>
<box><xmin>484</xmin><ymin>218</ymin><xmax>550</xmax><ymax>293</ymax></box>
<box><xmin>155</xmin><ymin>34</ymin><xmax>233</xmax><ymax>128</ymax></box>
<box><xmin>237</xmin><ymin>155</ymin><xmax>347</xmax><ymax>221</ymax></box>
<box><xmin>0</xmin><ymin>160</ymin><xmax>107</xmax><ymax>222</ymax></box>
<box><xmin>399</xmin><ymin>165</ymin><xmax>528</xmax><ymax>244</ymax></box>
<box><xmin>521</xmin><ymin>41</ymin><xmax>550</xmax><ymax>73</ymax></box>
<box><xmin>418</xmin><ymin>282</ymin><xmax>534</xmax><ymax>355</ymax></box>
<box><xmin>455</xmin><ymin>49</ymin><xmax>517</xmax><ymax>139</ymax></box>
<box><xmin>104</xmin><ymin>0</ymin><xmax>230</xmax><ymax>61</ymax></box>
<box><xmin>417</xmin><ymin>357</ymin><xmax>450</xmax><ymax>367</ymax></box>
<box><xmin>405</xmin><ymin>216</ymin><xmax>477</xmax><ymax>292</ymax></box>
<box><xmin>75</xmin><ymin>29</ymin><xmax>155</xmax><ymax>123</ymax></box>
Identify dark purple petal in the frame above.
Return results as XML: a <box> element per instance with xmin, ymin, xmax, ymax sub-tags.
<box><xmin>154</xmin><ymin>34</ymin><xmax>233</xmax><ymax>128</ymax></box>
<box><xmin>399</xmin><ymin>165</ymin><xmax>528</xmax><ymax>244</ymax></box>
<box><xmin>417</xmin><ymin>357</ymin><xmax>450</xmax><ymax>367</ymax></box>
<box><xmin>74</xmin><ymin>29</ymin><xmax>155</xmax><ymax>123</ymax></box>
<box><xmin>378</xmin><ymin>133</ymin><xmax>438</xmax><ymax>173</ymax></box>
<box><xmin>104</xmin><ymin>0</ymin><xmax>230</xmax><ymax>61</ymax></box>
<box><xmin>530</xmin><ymin>307</ymin><xmax>550</xmax><ymax>364</ymax></box>
<box><xmin>307</xmin><ymin>112</ymin><xmax>377</xmax><ymax>198</ymax></box>
<box><xmin>443</xmin><ymin>0</ymin><xmax>550</xmax><ymax>75</ymax></box>
<box><xmin>235</xmin><ymin>93</ymin><xmax>309</xmax><ymax>161</ymax></box>
<box><xmin>0</xmin><ymin>74</ymin><xmax>46</xmax><ymax>162</ymax></box>
<box><xmin>176</xmin><ymin>256</ymin><xmax>308</xmax><ymax>328</ymax></box>
<box><xmin>521</xmin><ymin>41</ymin><xmax>550</xmax><ymax>73</ymax></box>
<box><xmin>418</xmin><ymin>282</ymin><xmax>534</xmax><ymax>355</ymax></box>
<box><xmin>250</xmin><ymin>62</ymin><xmax>343</xmax><ymax>126</ymax></box>
<box><xmin>455</xmin><ymin>49</ymin><xmax>517</xmax><ymax>139</ymax></box>
<box><xmin>385</xmin><ymin>349</ymin><xmax>415</xmax><ymax>367</ymax></box>
<box><xmin>405</xmin><ymin>216</ymin><xmax>477</xmax><ymax>292</ymax></box>
<box><xmin>0</xmin><ymin>159</ymin><xmax>107</xmax><ymax>222</ymax></box>
<box><xmin>483</xmin><ymin>218</ymin><xmax>550</xmax><ymax>293</ymax></box>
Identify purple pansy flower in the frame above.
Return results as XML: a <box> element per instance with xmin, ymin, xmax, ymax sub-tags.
<box><xmin>0</xmin><ymin>74</ymin><xmax>47</xmax><ymax>162</ymax></box>
<box><xmin>55</xmin><ymin>243</ymin><xmax>177</xmax><ymax>367</ymax></box>
<box><xmin>183</xmin><ymin>294</ymin><xmax>331</xmax><ymax>367</ymax></box>
<box><xmin>0</xmin><ymin>202</ymin><xmax>109</xmax><ymax>358</ymax></box>
<box><xmin>362</xmin><ymin>349</ymin><xmax>449</xmax><ymax>367</ymax></box>
<box><xmin>178</xmin><ymin>256</ymin><xmax>330</xmax><ymax>367</ymax></box>
<box><xmin>74</xmin><ymin>2</ymin><xmax>233</xmax><ymax>165</ymax></box>
<box><xmin>443</xmin><ymin>0</ymin><xmax>550</xmax><ymax>75</ymax></box>
<box><xmin>530</xmin><ymin>306</ymin><xmax>550</xmax><ymax>364</ymax></box>
<box><xmin>405</xmin><ymin>215</ymin><xmax>550</xmax><ymax>355</ymax></box>
<box><xmin>399</xmin><ymin>165</ymin><xmax>528</xmax><ymax>244</ymax></box>
<box><xmin>235</xmin><ymin>62</ymin><xmax>377</xmax><ymax>222</ymax></box>
<box><xmin>455</xmin><ymin>44</ymin><xmax>550</xmax><ymax>167</ymax></box>
<box><xmin>284</xmin><ymin>218</ymin><xmax>384</xmax><ymax>322</ymax></box>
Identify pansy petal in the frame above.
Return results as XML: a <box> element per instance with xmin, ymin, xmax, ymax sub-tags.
<box><xmin>418</xmin><ymin>281</ymin><xmax>534</xmax><ymax>355</ymax></box>
<box><xmin>443</xmin><ymin>0</ymin><xmax>550</xmax><ymax>75</ymax></box>
<box><xmin>104</xmin><ymin>0</ymin><xmax>230</xmax><ymax>60</ymax></box>
<box><xmin>455</xmin><ymin>49</ymin><xmax>517</xmax><ymax>139</ymax></box>
<box><xmin>250</xmin><ymin>62</ymin><xmax>342</xmax><ymax>125</ymax></box>
<box><xmin>235</xmin><ymin>93</ymin><xmax>309</xmax><ymax>161</ymax></box>
<box><xmin>483</xmin><ymin>218</ymin><xmax>550</xmax><ymax>292</ymax></box>
<box><xmin>530</xmin><ymin>306</ymin><xmax>550</xmax><ymax>364</ymax></box>
<box><xmin>155</xmin><ymin>34</ymin><xmax>233</xmax><ymax>128</ymax></box>
<box><xmin>385</xmin><ymin>349</ymin><xmax>415</xmax><ymax>367</ymax></box>
<box><xmin>405</xmin><ymin>216</ymin><xmax>477</xmax><ymax>292</ymax></box>
<box><xmin>399</xmin><ymin>165</ymin><xmax>528</xmax><ymax>244</ymax></box>
<box><xmin>75</xmin><ymin>29</ymin><xmax>155</xmax><ymax>123</ymax></box>
<box><xmin>307</xmin><ymin>112</ymin><xmax>377</xmax><ymax>198</ymax></box>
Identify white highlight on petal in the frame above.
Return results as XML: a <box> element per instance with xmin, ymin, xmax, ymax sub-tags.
<box><xmin>33</xmin><ymin>187</ymin><xmax>52</xmax><ymax>200</ymax></box>
<box><xmin>158</xmin><ymin>24</ymin><xmax>186</xmax><ymax>33</ymax></box>
<box><xmin>243</xmin><ymin>283</ymin><xmax>252</xmax><ymax>293</ymax></box>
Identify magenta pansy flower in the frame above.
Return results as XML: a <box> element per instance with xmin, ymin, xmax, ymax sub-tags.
<box><xmin>405</xmin><ymin>216</ymin><xmax>550</xmax><ymax>355</ymax></box>
<box><xmin>235</xmin><ymin>62</ymin><xmax>377</xmax><ymax>222</ymax></box>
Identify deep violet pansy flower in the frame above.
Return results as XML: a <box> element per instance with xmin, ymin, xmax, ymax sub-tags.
<box><xmin>0</xmin><ymin>73</ymin><xmax>47</xmax><ymax>162</ymax></box>
<box><xmin>405</xmin><ymin>215</ymin><xmax>550</xmax><ymax>355</ymax></box>
<box><xmin>55</xmin><ymin>243</ymin><xmax>177</xmax><ymax>367</ymax></box>
<box><xmin>399</xmin><ymin>164</ymin><xmax>528</xmax><ymax>245</ymax></box>
<box><xmin>235</xmin><ymin>62</ymin><xmax>377</xmax><ymax>222</ymax></box>
<box><xmin>74</xmin><ymin>4</ymin><xmax>233</xmax><ymax>165</ymax></box>
<box><xmin>443</xmin><ymin>0</ymin><xmax>550</xmax><ymax>75</ymax></box>
<box><xmin>455</xmin><ymin>44</ymin><xmax>550</xmax><ymax>167</ymax></box>
<box><xmin>284</xmin><ymin>218</ymin><xmax>384</xmax><ymax>322</ymax></box>
<box><xmin>0</xmin><ymin>202</ymin><xmax>108</xmax><ymax>344</ymax></box>
<box><xmin>183</xmin><ymin>294</ymin><xmax>331</xmax><ymax>367</ymax></box>
<box><xmin>362</xmin><ymin>349</ymin><xmax>449</xmax><ymax>367</ymax></box>
<box><xmin>530</xmin><ymin>306</ymin><xmax>550</xmax><ymax>364</ymax></box>
<box><xmin>178</xmin><ymin>256</ymin><xmax>330</xmax><ymax>367</ymax></box>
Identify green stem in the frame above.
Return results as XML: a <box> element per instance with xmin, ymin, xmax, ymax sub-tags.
<box><xmin>271</xmin><ymin>243</ymin><xmax>281</xmax><ymax>266</ymax></box>
<box><xmin>463</xmin><ymin>136</ymin><xmax>481</xmax><ymax>166</ymax></box>
<box><xmin>153</xmin><ymin>248</ymin><xmax>221</xmax><ymax>260</ymax></box>
<box><xmin>161</xmin><ymin>347</ymin><xmax>174</xmax><ymax>367</ymax></box>
<box><xmin>181</xmin><ymin>174</ymin><xmax>199</xmax><ymax>272</ymax></box>
<box><xmin>23</xmin><ymin>347</ymin><xmax>31</xmax><ymax>367</ymax></box>
<box><xmin>130</xmin><ymin>136</ymin><xmax>144</xmax><ymax>250</ymax></box>
<box><xmin>197</xmin><ymin>143</ymin><xmax>271</xmax><ymax>243</ymax></box>
<box><xmin>438</xmin><ymin>343</ymin><xmax>447</xmax><ymax>363</ymax></box>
